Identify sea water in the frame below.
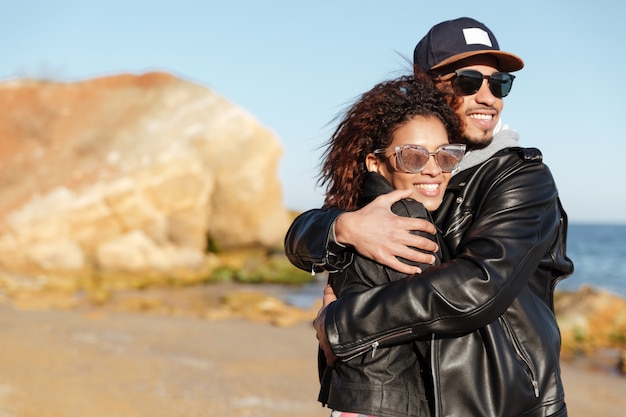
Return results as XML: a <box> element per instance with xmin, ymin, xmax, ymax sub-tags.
<box><xmin>559</xmin><ymin>223</ymin><xmax>626</xmax><ymax>298</ymax></box>
<box><xmin>284</xmin><ymin>223</ymin><xmax>626</xmax><ymax>308</ymax></box>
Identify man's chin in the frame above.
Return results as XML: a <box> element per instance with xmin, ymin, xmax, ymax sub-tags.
<box><xmin>462</xmin><ymin>136</ymin><xmax>493</xmax><ymax>151</ymax></box>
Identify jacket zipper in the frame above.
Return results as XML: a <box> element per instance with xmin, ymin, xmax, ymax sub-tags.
<box><xmin>499</xmin><ymin>315</ymin><xmax>540</xmax><ymax>397</ymax></box>
<box><xmin>371</xmin><ymin>341</ymin><xmax>379</xmax><ymax>357</ymax></box>
<box><xmin>337</xmin><ymin>328</ymin><xmax>415</xmax><ymax>361</ymax></box>
<box><xmin>430</xmin><ymin>334</ymin><xmax>440</xmax><ymax>417</ymax></box>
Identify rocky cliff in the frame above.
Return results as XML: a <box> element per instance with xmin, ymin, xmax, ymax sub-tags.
<box><xmin>0</xmin><ymin>72</ymin><xmax>292</xmax><ymax>290</ymax></box>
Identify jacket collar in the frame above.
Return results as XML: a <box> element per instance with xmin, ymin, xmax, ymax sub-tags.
<box><xmin>359</xmin><ymin>172</ymin><xmax>394</xmax><ymax>206</ymax></box>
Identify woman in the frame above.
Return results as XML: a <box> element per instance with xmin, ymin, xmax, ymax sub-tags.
<box><xmin>314</xmin><ymin>74</ymin><xmax>464</xmax><ymax>417</ymax></box>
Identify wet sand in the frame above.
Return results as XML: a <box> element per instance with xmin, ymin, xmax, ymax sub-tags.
<box><xmin>0</xmin><ymin>297</ymin><xmax>624</xmax><ymax>417</ymax></box>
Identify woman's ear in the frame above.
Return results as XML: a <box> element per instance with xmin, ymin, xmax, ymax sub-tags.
<box><xmin>365</xmin><ymin>153</ymin><xmax>381</xmax><ymax>173</ymax></box>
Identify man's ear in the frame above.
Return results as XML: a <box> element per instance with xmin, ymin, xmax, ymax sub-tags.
<box><xmin>366</xmin><ymin>153</ymin><xmax>382</xmax><ymax>173</ymax></box>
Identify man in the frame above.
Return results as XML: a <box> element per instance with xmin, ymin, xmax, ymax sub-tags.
<box><xmin>285</xmin><ymin>17</ymin><xmax>574</xmax><ymax>417</ymax></box>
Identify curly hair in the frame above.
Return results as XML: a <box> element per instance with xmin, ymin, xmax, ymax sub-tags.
<box><xmin>319</xmin><ymin>71</ymin><xmax>462</xmax><ymax>210</ymax></box>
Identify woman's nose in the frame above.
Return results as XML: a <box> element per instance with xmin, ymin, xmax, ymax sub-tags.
<box><xmin>420</xmin><ymin>154</ymin><xmax>442</xmax><ymax>176</ymax></box>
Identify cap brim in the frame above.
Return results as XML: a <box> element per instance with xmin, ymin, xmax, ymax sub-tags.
<box><xmin>431</xmin><ymin>50</ymin><xmax>525</xmax><ymax>73</ymax></box>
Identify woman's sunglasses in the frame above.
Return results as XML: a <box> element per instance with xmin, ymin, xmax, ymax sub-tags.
<box><xmin>374</xmin><ymin>144</ymin><xmax>466</xmax><ymax>173</ymax></box>
<box><xmin>453</xmin><ymin>70</ymin><xmax>515</xmax><ymax>98</ymax></box>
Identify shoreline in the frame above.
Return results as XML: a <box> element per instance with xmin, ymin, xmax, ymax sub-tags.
<box><xmin>3</xmin><ymin>280</ymin><xmax>625</xmax><ymax>365</ymax></box>
<box><xmin>0</xmin><ymin>300</ymin><xmax>625</xmax><ymax>417</ymax></box>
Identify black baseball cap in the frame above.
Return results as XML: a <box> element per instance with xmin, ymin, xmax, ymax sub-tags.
<box><xmin>414</xmin><ymin>17</ymin><xmax>524</xmax><ymax>73</ymax></box>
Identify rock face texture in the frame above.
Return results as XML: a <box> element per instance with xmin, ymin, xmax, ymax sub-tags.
<box><xmin>0</xmin><ymin>72</ymin><xmax>291</xmax><ymax>284</ymax></box>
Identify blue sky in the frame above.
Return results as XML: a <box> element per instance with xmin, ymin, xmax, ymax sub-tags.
<box><xmin>3</xmin><ymin>1</ymin><xmax>625</xmax><ymax>224</ymax></box>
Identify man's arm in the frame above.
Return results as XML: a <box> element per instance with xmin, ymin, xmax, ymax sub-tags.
<box><xmin>284</xmin><ymin>189</ymin><xmax>438</xmax><ymax>275</ymax></box>
<box><xmin>318</xmin><ymin>155</ymin><xmax>567</xmax><ymax>359</ymax></box>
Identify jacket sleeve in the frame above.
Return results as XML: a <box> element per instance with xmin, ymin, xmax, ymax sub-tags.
<box><xmin>283</xmin><ymin>207</ymin><xmax>354</xmax><ymax>273</ymax></box>
<box><xmin>324</xmin><ymin>152</ymin><xmax>565</xmax><ymax>359</ymax></box>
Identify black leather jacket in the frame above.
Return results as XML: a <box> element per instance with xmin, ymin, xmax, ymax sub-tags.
<box><xmin>319</xmin><ymin>172</ymin><xmax>442</xmax><ymax>417</ymax></box>
<box><xmin>285</xmin><ymin>148</ymin><xmax>574</xmax><ymax>417</ymax></box>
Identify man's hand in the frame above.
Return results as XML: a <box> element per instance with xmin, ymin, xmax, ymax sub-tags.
<box><xmin>334</xmin><ymin>189</ymin><xmax>438</xmax><ymax>274</ymax></box>
<box><xmin>314</xmin><ymin>284</ymin><xmax>338</xmax><ymax>367</ymax></box>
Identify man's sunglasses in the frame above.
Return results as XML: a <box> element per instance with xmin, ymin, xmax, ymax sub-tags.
<box><xmin>373</xmin><ymin>144</ymin><xmax>466</xmax><ymax>173</ymax></box>
<box><xmin>453</xmin><ymin>70</ymin><xmax>515</xmax><ymax>98</ymax></box>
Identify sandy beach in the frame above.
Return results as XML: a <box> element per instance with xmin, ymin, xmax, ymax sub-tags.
<box><xmin>0</xmin><ymin>287</ymin><xmax>625</xmax><ymax>417</ymax></box>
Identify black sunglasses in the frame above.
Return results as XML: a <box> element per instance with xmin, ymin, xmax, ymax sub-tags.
<box><xmin>373</xmin><ymin>144</ymin><xmax>466</xmax><ymax>173</ymax></box>
<box><xmin>453</xmin><ymin>70</ymin><xmax>515</xmax><ymax>98</ymax></box>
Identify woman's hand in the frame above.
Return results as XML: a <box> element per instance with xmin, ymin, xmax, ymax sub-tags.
<box><xmin>314</xmin><ymin>285</ymin><xmax>338</xmax><ymax>366</ymax></box>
